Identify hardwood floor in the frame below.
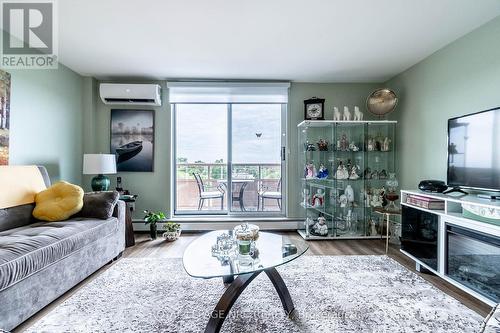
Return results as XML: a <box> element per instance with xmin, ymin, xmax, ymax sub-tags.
<box><xmin>16</xmin><ymin>231</ymin><xmax>491</xmax><ymax>332</ymax></box>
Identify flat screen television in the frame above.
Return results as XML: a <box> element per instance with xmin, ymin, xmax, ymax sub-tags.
<box><xmin>447</xmin><ymin>107</ymin><xmax>500</xmax><ymax>192</ymax></box>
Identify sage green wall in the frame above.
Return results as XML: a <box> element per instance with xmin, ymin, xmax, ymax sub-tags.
<box><xmin>9</xmin><ymin>65</ymin><xmax>84</xmax><ymax>183</ymax></box>
<box><xmin>385</xmin><ymin>16</ymin><xmax>500</xmax><ymax>190</ymax></box>
<box><xmin>85</xmin><ymin>80</ymin><xmax>171</xmax><ymax>219</ymax></box>
<box><xmin>287</xmin><ymin>83</ymin><xmax>382</xmax><ymax>217</ymax></box>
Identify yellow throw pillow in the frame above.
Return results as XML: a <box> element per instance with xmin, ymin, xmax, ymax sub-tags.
<box><xmin>33</xmin><ymin>181</ymin><xmax>84</xmax><ymax>222</ymax></box>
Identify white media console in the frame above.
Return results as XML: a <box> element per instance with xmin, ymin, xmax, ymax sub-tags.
<box><xmin>400</xmin><ymin>190</ymin><xmax>500</xmax><ymax>307</ymax></box>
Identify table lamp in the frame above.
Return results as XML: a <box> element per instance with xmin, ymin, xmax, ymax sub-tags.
<box><xmin>83</xmin><ymin>154</ymin><xmax>117</xmax><ymax>191</ymax></box>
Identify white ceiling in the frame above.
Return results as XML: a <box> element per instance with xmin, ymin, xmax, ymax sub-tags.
<box><xmin>58</xmin><ymin>0</ymin><xmax>500</xmax><ymax>82</ymax></box>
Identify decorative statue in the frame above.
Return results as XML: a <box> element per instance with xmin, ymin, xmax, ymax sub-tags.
<box><xmin>305</xmin><ymin>141</ymin><xmax>316</xmax><ymax>151</ymax></box>
<box><xmin>345</xmin><ymin>185</ymin><xmax>355</xmax><ymax>204</ymax></box>
<box><xmin>317</xmin><ymin>163</ymin><xmax>329</xmax><ymax>179</ymax></box>
<box><xmin>349</xmin><ymin>142</ymin><xmax>360</xmax><ymax>151</ymax></box>
<box><xmin>363</xmin><ymin>189</ymin><xmax>371</xmax><ymax>207</ymax></box>
<box><xmin>371</xmin><ymin>170</ymin><xmax>379</xmax><ymax>180</ymax></box>
<box><xmin>312</xmin><ymin>189</ymin><xmax>325</xmax><ymax>207</ymax></box>
<box><xmin>304</xmin><ymin>163</ymin><xmax>317</xmax><ymax>179</ymax></box>
<box><xmin>369</xmin><ymin>218</ymin><xmax>378</xmax><ymax>236</ymax></box>
<box><xmin>339</xmin><ymin>194</ymin><xmax>348</xmax><ymax>208</ymax></box>
<box><xmin>370</xmin><ymin>189</ymin><xmax>383</xmax><ymax>207</ymax></box>
<box><xmin>349</xmin><ymin>165</ymin><xmax>360</xmax><ymax>180</ymax></box>
<box><xmin>333</xmin><ymin>107</ymin><xmax>341</xmax><ymax>121</ymax></box>
<box><xmin>313</xmin><ymin>216</ymin><xmax>328</xmax><ymax>236</ymax></box>
<box><xmin>382</xmin><ymin>137</ymin><xmax>391</xmax><ymax>151</ymax></box>
<box><xmin>346</xmin><ymin>159</ymin><xmax>352</xmax><ymax>171</ymax></box>
<box><xmin>335</xmin><ymin>162</ymin><xmax>349</xmax><ymax>179</ymax></box>
<box><xmin>342</xmin><ymin>106</ymin><xmax>351</xmax><ymax>121</ymax></box>
<box><xmin>367</xmin><ymin>138</ymin><xmax>375</xmax><ymax>151</ymax></box>
<box><xmin>379</xmin><ymin>169</ymin><xmax>388</xmax><ymax>179</ymax></box>
<box><xmin>353</xmin><ymin>106</ymin><xmax>364</xmax><ymax>121</ymax></box>
<box><xmin>364</xmin><ymin>167</ymin><xmax>372</xmax><ymax>179</ymax></box>
<box><xmin>317</xmin><ymin>138</ymin><xmax>329</xmax><ymax>151</ymax></box>
<box><xmin>339</xmin><ymin>134</ymin><xmax>349</xmax><ymax>151</ymax></box>
<box><xmin>302</xmin><ymin>188</ymin><xmax>310</xmax><ymax>206</ymax></box>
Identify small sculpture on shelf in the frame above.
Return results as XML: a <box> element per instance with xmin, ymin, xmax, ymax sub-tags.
<box><xmin>367</xmin><ymin>137</ymin><xmax>375</xmax><ymax>151</ymax></box>
<box><xmin>345</xmin><ymin>185</ymin><xmax>355</xmax><ymax>205</ymax></box>
<box><xmin>312</xmin><ymin>189</ymin><xmax>325</xmax><ymax>208</ymax></box>
<box><xmin>349</xmin><ymin>165</ymin><xmax>361</xmax><ymax>180</ymax></box>
<box><xmin>379</xmin><ymin>169</ymin><xmax>388</xmax><ymax>179</ymax></box>
<box><xmin>375</xmin><ymin>133</ymin><xmax>383</xmax><ymax>151</ymax></box>
<box><xmin>305</xmin><ymin>141</ymin><xmax>316</xmax><ymax>151</ymax></box>
<box><xmin>371</xmin><ymin>170</ymin><xmax>379</xmax><ymax>180</ymax></box>
<box><xmin>317</xmin><ymin>138</ymin><xmax>329</xmax><ymax>151</ymax></box>
<box><xmin>343</xmin><ymin>106</ymin><xmax>351</xmax><ymax>121</ymax></box>
<box><xmin>333</xmin><ymin>107</ymin><xmax>341</xmax><ymax>121</ymax></box>
<box><xmin>364</xmin><ymin>167</ymin><xmax>372</xmax><ymax>179</ymax></box>
<box><xmin>369</xmin><ymin>218</ymin><xmax>378</xmax><ymax>236</ymax></box>
<box><xmin>349</xmin><ymin>142</ymin><xmax>360</xmax><ymax>151</ymax></box>
<box><xmin>312</xmin><ymin>215</ymin><xmax>328</xmax><ymax>236</ymax></box>
<box><xmin>370</xmin><ymin>188</ymin><xmax>385</xmax><ymax>207</ymax></box>
<box><xmin>302</xmin><ymin>188</ymin><xmax>311</xmax><ymax>207</ymax></box>
<box><xmin>335</xmin><ymin>161</ymin><xmax>349</xmax><ymax>180</ymax></box>
<box><xmin>339</xmin><ymin>194</ymin><xmax>348</xmax><ymax>208</ymax></box>
<box><xmin>304</xmin><ymin>163</ymin><xmax>317</xmax><ymax>179</ymax></box>
<box><xmin>317</xmin><ymin>163</ymin><xmax>329</xmax><ymax>179</ymax></box>
<box><xmin>337</xmin><ymin>134</ymin><xmax>349</xmax><ymax>151</ymax></box>
<box><xmin>363</xmin><ymin>189</ymin><xmax>371</xmax><ymax>207</ymax></box>
<box><xmin>353</xmin><ymin>106</ymin><xmax>364</xmax><ymax>121</ymax></box>
<box><xmin>382</xmin><ymin>137</ymin><xmax>391</xmax><ymax>152</ymax></box>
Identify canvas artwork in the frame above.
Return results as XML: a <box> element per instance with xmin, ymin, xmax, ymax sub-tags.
<box><xmin>0</xmin><ymin>70</ymin><xmax>11</xmax><ymax>165</ymax></box>
<box><xmin>110</xmin><ymin>109</ymin><xmax>154</xmax><ymax>172</ymax></box>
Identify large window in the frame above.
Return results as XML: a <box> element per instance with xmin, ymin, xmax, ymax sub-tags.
<box><xmin>173</xmin><ymin>103</ymin><xmax>286</xmax><ymax>215</ymax></box>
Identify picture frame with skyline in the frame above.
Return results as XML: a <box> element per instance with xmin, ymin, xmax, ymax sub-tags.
<box><xmin>110</xmin><ymin>109</ymin><xmax>154</xmax><ymax>172</ymax></box>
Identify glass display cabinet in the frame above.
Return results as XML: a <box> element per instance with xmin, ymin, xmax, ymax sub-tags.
<box><xmin>298</xmin><ymin>120</ymin><xmax>397</xmax><ymax>240</ymax></box>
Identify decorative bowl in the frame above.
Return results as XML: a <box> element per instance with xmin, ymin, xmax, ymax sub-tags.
<box><xmin>162</xmin><ymin>229</ymin><xmax>182</xmax><ymax>242</ymax></box>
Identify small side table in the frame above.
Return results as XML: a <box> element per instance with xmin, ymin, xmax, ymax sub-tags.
<box><xmin>373</xmin><ymin>207</ymin><xmax>401</xmax><ymax>253</ymax></box>
<box><xmin>120</xmin><ymin>194</ymin><xmax>137</xmax><ymax>248</ymax></box>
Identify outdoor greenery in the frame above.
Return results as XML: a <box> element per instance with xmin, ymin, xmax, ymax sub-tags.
<box><xmin>176</xmin><ymin>157</ymin><xmax>280</xmax><ymax>181</ymax></box>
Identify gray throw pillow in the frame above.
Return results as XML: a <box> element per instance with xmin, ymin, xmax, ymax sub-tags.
<box><xmin>75</xmin><ymin>191</ymin><xmax>120</xmax><ymax>220</ymax></box>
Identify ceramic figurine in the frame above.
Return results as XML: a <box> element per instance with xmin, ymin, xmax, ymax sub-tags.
<box><xmin>339</xmin><ymin>194</ymin><xmax>348</xmax><ymax>208</ymax></box>
<box><xmin>317</xmin><ymin>138</ymin><xmax>329</xmax><ymax>151</ymax></box>
<box><xmin>375</xmin><ymin>135</ymin><xmax>383</xmax><ymax>151</ymax></box>
<box><xmin>305</xmin><ymin>141</ymin><xmax>316</xmax><ymax>151</ymax></box>
<box><xmin>370</xmin><ymin>189</ymin><xmax>383</xmax><ymax>207</ymax></box>
<box><xmin>335</xmin><ymin>162</ymin><xmax>349</xmax><ymax>179</ymax></box>
<box><xmin>342</xmin><ymin>106</ymin><xmax>351</xmax><ymax>121</ymax></box>
<box><xmin>364</xmin><ymin>167</ymin><xmax>372</xmax><ymax>179</ymax></box>
<box><xmin>345</xmin><ymin>185</ymin><xmax>355</xmax><ymax>204</ymax></box>
<box><xmin>349</xmin><ymin>142</ymin><xmax>360</xmax><ymax>151</ymax></box>
<box><xmin>363</xmin><ymin>189</ymin><xmax>371</xmax><ymax>207</ymax></box>
<box><xmin>313</xmin><ymin>216</ymin><xmax>329</xmax><ymax>236</ymax></box>
<box><xmin>346</xmin><ymin>159</ymin><xmax>352</xmax><ymax>171</ymax></box>
<box><xmin>302</xmin><ymin>188</ymin><xmax>311</xmax><ymax>206</ymax></box>
<box><xmin>379</xmin><ymin>169</ymin><xmax>388</xmax><ymax>179</ymax></box>
<box><xmin>353</xmin><ymin>106</ymin><xmax>364</xmax><ymax>121</ymax></box>
<box><xmin>312</xmin><ymin>189</ymin><xmax>324</xmax><ymax>207</ymax></box>
<box><xmin>339</xmin><ymin>134</ymin><xmax>349</xmax><ymax>151</ymax></box>
<box><xmin>382</xmin><ymin>137</ymin><xmax>391</xmax><ymax>151</ymax></box>
<box><xmin>371</xmin><ymin>170</ymin><xmax>379</xmax><ymax>180</ymax></box>
<box><xmin>349</xmin><ymin>165</ymin><xmax>360</xmax><ymax>180</ymax></box>
<box><xmin>304</xmin><ymin>163</ymin><xmax>317</xmax><ymax>179</ymax></box>
<box><xmin>317</xmin><ymin>164</ymin><xmax>329</xmax><ymax>179</ymax></box>
<box><xmin>369</xmin><ymin>218</ymin><xmax>378</xmax><ymax>236</ymax></box>
<box><xmin>367</xmin><ymin>138</ymin><xmax>375</xmax><ymax>151</ymax></box>
<box><xmin>333</xmin><ymin>107</ymin><xmax>341</xmax><ymax>121</ymax></box>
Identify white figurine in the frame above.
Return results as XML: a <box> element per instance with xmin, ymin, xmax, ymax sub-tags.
<box><xmin>345</xmin><ymin>185</ymin><xmax>355</xmax><ymax>204</ymax></box>
<box><xmin>353</xmin><ymin>106</ymin><xmax>364</xmax><ymax>121</ymax></box>
<box><xmin>370</xmin><ymin>189</ymin><xmax>383</xmax><ymax>207</ymax></box>
<box><xmin>339</xmin><ymin>194</ymin><xmax>348</xmax><ymax>208</ymax></box>
<box><xmin>302</xmin><ymin>188</ymin><xmax>310</xmax><ymax>207</ymax></box>
<box><xmin>369</xmin><ymin>219</ymin><xmax>378</xmax><ymax>236</ymax></box>
<box><xmin>313</xmin><ymin>216</ymin><xmax>329</xmax><ymax>236</ymax></box>
<box><xmin>342</xmin><ymin>106</ymin><xmax>351</xmax><ymax>121</ymax></box>
<box><xmin>367</xmin><ymin>138</ymin><xmax>375</xmax><ymax>151</ymax></box>
<box><xmin>333</xmin><ymin>107</ymin><xmax>341</xmax><ymax>121</ymax></box>
<box><xmin>382</xmin><ymin>137</ymin><xmax>391</xmax><ymax>151</ymax></box>
<box><xmin>335</xmin><ymin>164</ymin><xmax>349</xmax><ymax>180</ymax></box>
<box><xmin>348</xmin><ymin>142</ymin><xmax>360</xmax><ymax>152</ymax></box>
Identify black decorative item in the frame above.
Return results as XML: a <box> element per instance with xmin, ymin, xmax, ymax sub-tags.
<box><xmin>304</xmin><ymin>97</ymin><xmax>325</xmax><ymax>120</ymax></box>
<box><xmin>418</xmin><ymin>180</ymin><xmax>448</xmax><ymax>193</ymax></box>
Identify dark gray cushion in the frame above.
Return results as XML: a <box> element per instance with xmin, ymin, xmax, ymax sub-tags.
<box><xmin>0</xmin><ymin>217</ymin><xmax>120</xmax><ymax>291</ymax></box>
<box><xmin>0</xmin><ymin>203</ymin><xmax>37</xmax><ymax>232</ymax></box>
<box><xmin>74</xmin><ymin>191</ymin><xmax>119</xmax><ymax>220</ymax></box>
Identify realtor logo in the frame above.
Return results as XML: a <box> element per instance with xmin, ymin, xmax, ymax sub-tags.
<box><xmin>1</xmin><ymin>0</ymin><xmax>57</xmax><ymax>69</ymax></box>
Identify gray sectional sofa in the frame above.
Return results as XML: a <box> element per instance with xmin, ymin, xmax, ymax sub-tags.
<box><xmin>0</xmin><ymin>167</ymin><xmax>125</xmax><ymax>331</ymax></box>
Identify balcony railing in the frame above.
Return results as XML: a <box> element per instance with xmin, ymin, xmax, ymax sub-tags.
<box><xmin>176</xmin><ymin>162</ymin><xmax>281</xmax><ymax>212</ymax></box>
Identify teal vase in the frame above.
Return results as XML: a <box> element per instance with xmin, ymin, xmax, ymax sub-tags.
<box><xmin>91</xmin><ymin>174</ymin><xmax>110</xmax><ymax>191</ymax></box>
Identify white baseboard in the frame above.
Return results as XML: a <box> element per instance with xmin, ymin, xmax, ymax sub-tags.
<box><xmin>132</xmin><ymin>219</ymin><xmax>303</xmax><ymax>231</ymax></box>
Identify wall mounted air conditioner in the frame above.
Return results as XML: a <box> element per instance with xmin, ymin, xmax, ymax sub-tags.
<box><xmin>99</xmin><ymin>83</ymin><xmax>162</xmax><ymax>106</ymax></box>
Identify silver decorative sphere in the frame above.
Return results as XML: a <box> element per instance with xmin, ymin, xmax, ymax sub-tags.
<box><xmin>366</xmin><ymin>88</ymin><xmax>398</xmax><ymax>117</ymax></box>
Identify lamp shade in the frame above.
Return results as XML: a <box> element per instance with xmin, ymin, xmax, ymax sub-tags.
<box><xmin>83</xmin><ymin>154</ymin><xmax>117</xmax><ymax>175</ymax></box>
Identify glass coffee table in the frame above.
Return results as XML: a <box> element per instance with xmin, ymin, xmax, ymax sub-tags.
<box><xmin>183</xmin><ymin>231</ymin><xmax>309</xmax><ymax>333</ymax></box>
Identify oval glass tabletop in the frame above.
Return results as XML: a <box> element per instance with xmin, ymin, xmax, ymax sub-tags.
<box><xmin>183</xmin><ymin>231</ymin><xmax>309</xmax><ymax>279</ymax></box>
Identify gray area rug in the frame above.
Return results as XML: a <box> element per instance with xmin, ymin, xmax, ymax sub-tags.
<box><xmin>27</xmin><ymin>256</ymin><xmax>483</xmax><ymax>333</ymax></box>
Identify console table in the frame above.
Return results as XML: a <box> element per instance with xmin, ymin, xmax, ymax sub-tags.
<box><xmin>400</xmin><ymin>190</ymin><xmax>500</xmax><ymax>306</ymax></box>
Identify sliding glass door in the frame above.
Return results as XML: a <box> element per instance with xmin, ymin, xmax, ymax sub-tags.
<box><xmin>174</xmin><ymin>103</ymin><xmax>285</xmax><ymax>216</ymax></box>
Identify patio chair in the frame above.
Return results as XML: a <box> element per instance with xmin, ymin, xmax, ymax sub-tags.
<box><xmin>257</xmin><ymin>178</ymin><xmax>282</xmax><ymax>211</ymax></box>
<box><xmin>193</xmin><ymin>173</ymin><xmax>225</xmax><ymax>210</ymax></box>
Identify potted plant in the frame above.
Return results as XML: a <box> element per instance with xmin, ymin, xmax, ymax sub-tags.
<box><xmin>162</xmin><ymin>221</ymin><xmax>181</xmax><ymax>242</ymax></box>
<box><xmin>143</xmin><ymin>210</ymin><xmax>166</xmax><ymax>240</ymax></box>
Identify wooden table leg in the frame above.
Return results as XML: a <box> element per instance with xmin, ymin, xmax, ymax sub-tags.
<box><xmin>265</xmin><ymin>267</ymin><xmax>295</xmax><ymax>317</ymax></box>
